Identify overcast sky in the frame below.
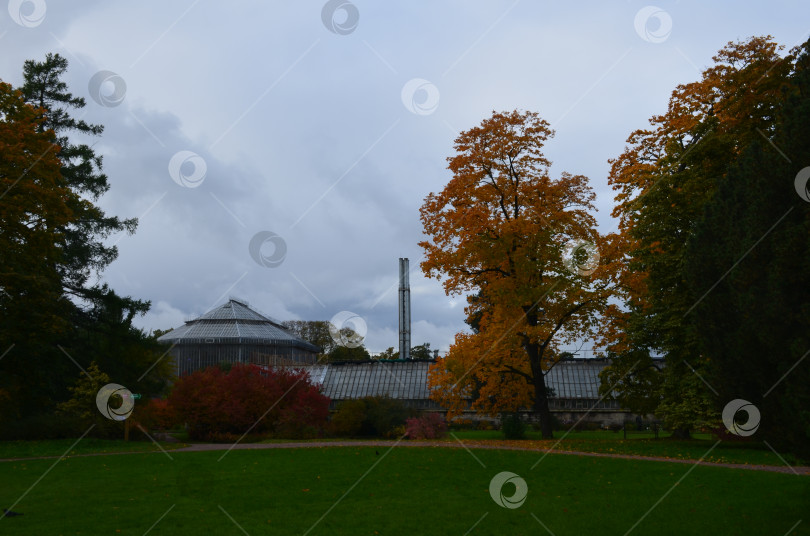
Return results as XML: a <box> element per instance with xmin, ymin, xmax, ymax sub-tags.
<box><xmin>1</xmin><ymin>1</ymin><xmax>807</xmax><ymax>354</ymax></box>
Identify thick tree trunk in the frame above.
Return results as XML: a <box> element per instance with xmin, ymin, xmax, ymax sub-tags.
<box><xmin>533</xmin><ymin>373</ymin><xmax>554</xmax><ymax>439</ymax></box>
<box><xmin>670</xmin><ymin>427</ymin><xmax>691</xmax><ymax>440</ymax></box>
<box><xmin>525</xmin><ymin>336</ymin><xmax>554</xmax><ymax>439</ymax></box>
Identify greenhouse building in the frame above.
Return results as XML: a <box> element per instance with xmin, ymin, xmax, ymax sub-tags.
<box><xmin>157</xmin><ymin>298</ymin><xmax>320</xmax><ymax>376</ymax></box>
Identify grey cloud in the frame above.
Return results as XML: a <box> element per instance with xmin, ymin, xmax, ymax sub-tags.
<box><xmin>2</xmin><ymin>1</ymin><xmax>804</xmax><ymax>353</ymax></box>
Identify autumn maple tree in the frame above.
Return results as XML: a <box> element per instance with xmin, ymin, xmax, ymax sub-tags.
<box><xmin>420</xmin><ymin>110</ymin><xmax>620</xmax><ymax>438</ymax></box>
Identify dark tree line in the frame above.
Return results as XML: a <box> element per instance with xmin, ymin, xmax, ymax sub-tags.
<box><xmin>282</xmin><ymin>320</ymin><xmax>434</xmax><ymax>362</ymax></box>
<box><xmin>602</xmin><ymin>36</ymin><xmax>810</xmax><ymax>456</ymax></box>
<box><xmin>0</xmin><ymin>54</ymin><xmax>172</xmax><ymax>438</ymax></box>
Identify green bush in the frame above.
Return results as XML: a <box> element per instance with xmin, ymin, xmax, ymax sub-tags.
<box><xmin>55</xmin><ymin>362</ymin><xmax>130</xmax><ymax>438</ymax></box>
<box><xmin>330</xmin><ymin>396</ymin><xmax>412</xmax><ymax>437</ymax></box>
<box><xmin>330</xmin><ymin>399</ymin><xmax>367</xmax><ymax>436</ymax></box>
<box><xmin>365</xmin><ymin>396</ymin><xmax>411</xmax><ymax>437</ymax></box>
<box><xmin>501</xmin><ymin>413</ymin><xmax>527</xmax><ymax>439</ymax></box>
<box><xmin>0</xmin><ymin>412</ymin><xmax>88</xmax><ymax>440</ymax></box>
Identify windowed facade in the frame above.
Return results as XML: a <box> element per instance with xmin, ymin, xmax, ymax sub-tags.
<box><xmin>157</xmin><ymin>299</ymin><xmax>320</xmax><ymax>376</ymax></box>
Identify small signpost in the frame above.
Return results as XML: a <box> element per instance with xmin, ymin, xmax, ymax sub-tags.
<box><xmin>124</xmin><ymin>394</ymin><xmax>141</xmax><ymax>441</ymax></box>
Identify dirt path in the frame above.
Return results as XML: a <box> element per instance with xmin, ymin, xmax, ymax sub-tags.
<box><xmin>2</xmin><ymin>440</ymin><xmax>807</xmax><ymax>475</ymax></box>
<box><xmin>173</xmin><ymin>440</ymin><xmax>809</xmax><ymax>475</ymax></box>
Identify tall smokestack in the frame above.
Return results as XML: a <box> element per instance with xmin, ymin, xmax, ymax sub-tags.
<box><xmin>398</xmin><ymin>258</ymin><xmax>411</xmax><ymax>360</ymax></box>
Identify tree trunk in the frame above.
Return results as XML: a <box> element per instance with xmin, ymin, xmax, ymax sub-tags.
<box><xmin>670</xmin><ymin>427</ymin><xmax>691</xmax><ymax>440</ymax></box>
<box><xmin>525</xmin><ymin>337</ymin><xmax>553</xmax><ymax>439</ymax></box>
<box><xmin>533</xmin><ymin>373</ymin><xmax>554</xmax><ymax>439</ymax></box>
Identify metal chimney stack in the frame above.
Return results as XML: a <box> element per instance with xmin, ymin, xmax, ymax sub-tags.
<box><xmin>398</xmin><ymin>258</ymin><xmax>411</xmax><ymax>360</ymax></box>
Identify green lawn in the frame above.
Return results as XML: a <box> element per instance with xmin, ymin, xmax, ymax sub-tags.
<box><xmin>0</xmin><ymin>438</ymin><xmax>188</xmax><ymax>460</ymax></box>
<box><xmin>0</xmin><ymin>446</ymin><xmax>807</xmax><ymax>535</ymax></box>
<box><xmin>446</xmin><ymin>429</ymin><xmax>807</xmax><ymax>467</ymax></box>
<box><xmin>1</xmin><ymin>430</ymin><xmax>801</xmax><ymax>470</ymax></box>
<box><xmin>448</xmin><ymin>429</ymin><xmax>713</xmax><ymax>441</ymax></box>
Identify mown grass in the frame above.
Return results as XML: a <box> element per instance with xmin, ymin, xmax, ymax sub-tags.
<box><xmin>448</xmin><ymin>429</ymin><xmax>712</xmax><ymax>440</ymax></box>
<box><xmin>2</xmin><ymin>429</ymin><xmax>802</xmax><ymax>469</ymax></box>
<box><xmin>0</xmin><ymin>438</ymin><xmax>188</xmax><ymax>460</ymax></box>
<box><xmin>446</xmin><ymin>429</ymin><xmax>807</xmax><ymax>467</ymax></box>
<box><xmin>0</xmin><ymin>446</ymin><xmax>807</xmax><ymax>535</ymax></box>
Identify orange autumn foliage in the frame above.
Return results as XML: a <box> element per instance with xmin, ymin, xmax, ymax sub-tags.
<box><xmin>419</xmin><ymin>110</ymin><xmax>622</xmax><ymax>433</ymax></box>
<box><xmin>0</xmin><ymin>81</ymin><xmax>74</xmax><ymax>344</ymax></box>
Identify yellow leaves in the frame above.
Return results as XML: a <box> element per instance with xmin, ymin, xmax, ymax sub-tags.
<box><xmin>646</xmin><ymin>240</ymin><xmax>667</xmax><ymax>256</ymax></box>
<box><xmin>609</xmin><ymin>36</ymin><xmax>786</xmax><ymax>232</ymax></box>
<box><xmin>422</xmin><ymin>109</ymin><xmax>623</xmax><ymax>418</ymax></box>
<box><xmin>428</xmin><ymin>327</ymin><xmax>535</xmax><ymax>417</ymax></box>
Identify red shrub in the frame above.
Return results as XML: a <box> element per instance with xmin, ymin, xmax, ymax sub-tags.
<box><xmin>133</xmin><ymin>397</ymin><xmax>177</xmax><ymax>431</ymax></box>
<box><xmin>167</xmin><ymin>364</ymin><xmax>330</xmax><ymax>441</ymax></box>
<box><xmin>405</xmin><ymin>413</ymin><xmax>447</xmax><ymax>439</ymax></box>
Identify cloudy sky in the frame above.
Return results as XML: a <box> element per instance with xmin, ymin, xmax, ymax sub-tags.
<box><xmin>1</xmin><ymin>1</ymin><xmax>807</xmax><ymax>354</ymax></box>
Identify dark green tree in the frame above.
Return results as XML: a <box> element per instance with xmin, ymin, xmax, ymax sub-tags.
<box><xmin>0</xmin><ymin>54</ymin><xmax>171</xmax><ymax>436</ymax></box>
<box><xmin>377</xmin><ymin>347</ymin><xmax>398</xmax><ymax>359</ymax></box>
<box><xmin>0</xmin><ymin>80</ymin><xmax>75</xmax><ymax>424</ymax></box>
<box><xmin>282</xmin><ymin>320</ymin><xmax>334</xmax><ymax>357</ymax></box>
<box><xmin>599</xmin><ymin>350</ymin><xmax>662</xmax><ymax>418</ymax></box>
<box><xmin>328</xmin><ymin>345</ymin><xmax>371</xmax><ymax>362</ymax></box>
<box><xmin>20</xmin><ymin>53</ymin><xmax>144</xmax><ymax>316</ymax></box>
<box><xmin>605</xmin><ymin>36</ymin><xmax>792</xmax><ymax>436</ymax></box>
<box><xmin>410</xmin><ymin>342</ymin><xmax>433</xmax><ymax>360</ymax></box>
<box><xmin>685</xmin><ymin>38</ymin><xmax>810</xmax><ymax>456</ymax></box>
